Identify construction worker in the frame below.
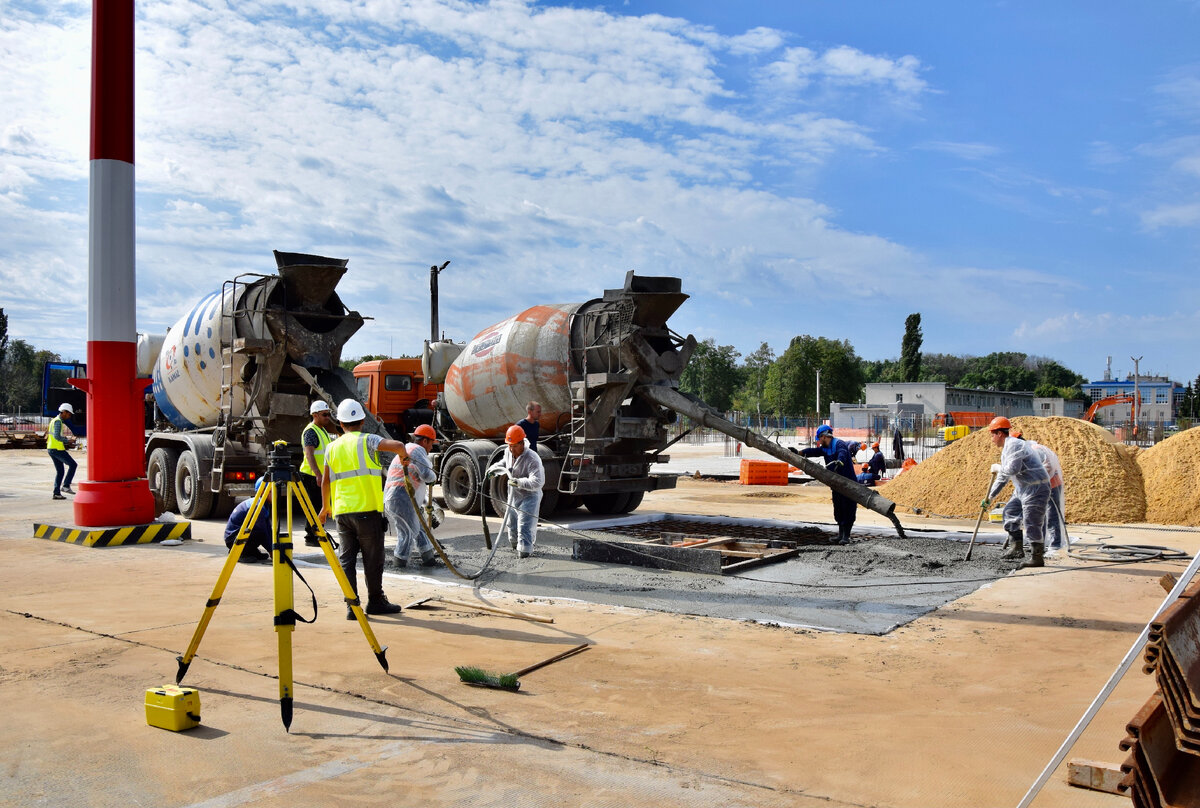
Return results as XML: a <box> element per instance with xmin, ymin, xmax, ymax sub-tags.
<box><xmin>299</xmin><ymin>400</ymin><xmax>335</xmax><ymax>547</ymax></box>
<box><xmin>982</xmin><ymin>417</ymin><xmax>1051</xmax><ymax>568</ymax></box>
<box><xmin>1011</xmin><ymin>430</ymin><xmax>1068</xmax><ymax>555</ymax></box>
<box><xmin>799</xmin><ymin>425</ymin><xmax>863</xmax><ymax>544</ymax></box>
<box><xmin>857</xmin><ymin>441</ymin><xmax>886</xmax><ymax>485</ymax></box>
<box><xmin>46</xmin><ymin>402</ymin><xmax>78</xmax><ymax>500</ymax></box>
<box><xmin>316</xmin><ymin>399</ymin><xmax>411</xmax><ymax>618</ymax></box>
<box><xmin>487</xmin><ymin>424</ymin><xmax>544</xmax><ymax>558</ymax></box>
<box><xmin>223</xmin><ymin>478</ymin><xmax>273</xmax><ymax>563</ymax></box>
<box><xmin>385</xmin><ymin>423</ymin><xmax>440</xmax><ymax>569</ymax></box>
<box><xmin>516</xmin><ymin>401</ymin><xmax>542</xmax><ymax>452</ymax></box>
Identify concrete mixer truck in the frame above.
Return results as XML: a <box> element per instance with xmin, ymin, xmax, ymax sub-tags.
<box><xmin>354</xmin><ymin>271</ymin><xmax>697</xmax><ymax>517</ymax></box>
<box><xmin>143</xmin><ymin>251</ymin><xmax>386</xmax><ymax>518</ymax></box>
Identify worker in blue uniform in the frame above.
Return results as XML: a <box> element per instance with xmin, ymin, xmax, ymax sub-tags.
<box><xmin>800</xmin><ymin>425</ymin><xmax>863</xmax><ymax>545</ymax></box>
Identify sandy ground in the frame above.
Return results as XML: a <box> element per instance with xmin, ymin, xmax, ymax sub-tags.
<box><xmin>1</xmin><ymin>446</ymin><xmax>1195</xmax><ymax>807</ymax></box>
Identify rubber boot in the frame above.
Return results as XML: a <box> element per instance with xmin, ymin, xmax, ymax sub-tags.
<box><xmin>1019</xmin><ymin>542</ymin><xmax>1045</xmax><ymax>569</ymax></box>
<box><xmin>1001</xmin><ymin>530</ymin><xmax>1025</xmax><ymax>560</ymax></box>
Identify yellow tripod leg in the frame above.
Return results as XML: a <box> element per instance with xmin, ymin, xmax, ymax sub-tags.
<box><xmin>176</xmin><ymin>481</ymin><xmax>273</xmax><ymax>684</ymax></box>
<box><xmin>272</xmin><ymin>480</ymin><xmax>296</xmax><ymax>730</ymax></box>
<box><xmin>290</xmin><ymin>480</ymin><xmax>390</xmax><ymax>672</ymax></box>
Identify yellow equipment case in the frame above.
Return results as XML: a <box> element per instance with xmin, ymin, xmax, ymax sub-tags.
<box><xmin>145</xmin><ymin>684</ymin><xmax>201</xmax><ymax>731</ymax></box>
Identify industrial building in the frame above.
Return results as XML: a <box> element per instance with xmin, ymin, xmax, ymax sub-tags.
<box><xmin>1080</xmin><ymin>376</ymin><xmax>1183</xmax><ymax>427</ymax></box>
<box><xmin>860</xmin><ymin>383</ymin><xmax>1035</xmax><ymax>420</ymax></box>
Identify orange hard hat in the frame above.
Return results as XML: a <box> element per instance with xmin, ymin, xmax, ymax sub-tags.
<box><xmin>505</xmin><ymin>424</ymin><xmax>526</xmax><ymax>445</ymax></box>
<box><xmin>872</xmin><ymin>442</ymin><xmax>880</xmax><ymax>449</ymax></box>
<box><xmin>1010</xmin><ymin>429</ymin><xmax>1023</xmax><ymax>439</ymax></box>
<box><xmin>988</xmin><ymin>416</ymin><xmax>1011</xmax><ymax>432</ymax></box>
<box><xmin>413</xmin><ymin>424</ymin><xmax>437</xmax><ymax>441</ymax></box>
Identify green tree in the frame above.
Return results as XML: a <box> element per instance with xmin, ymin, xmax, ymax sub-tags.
<box><xmin>958</xmin><ymin>352</ymin><xmax>1039</xmax><ymax>391</ymax></box>
<box><xmin>860</xmin><ymin>357</ymin><xmax>901</xmax><ymax>384</ymax></box>
<box><xmin>339</xmin><ymin>353</ymin><xmax>392</xmax><ymax>373</ymax></box>
<box><xmin>733</xmin><ymin>342</ymin><xmax>775</xmax><ymax>415</ymax></box>
<box><xmin>899</xmin><ymin>313</ymin><xmax>922</xmax><ymax>382</ymax></box>
<box><xmin>0</xmin><ymin>308</ymin><xmax>7</xmax><ymax>409</ymax></box>
<box><xmin>765</xmin><ymin>335</ymin><xmax>864</xmax><ymax>416</ymax></box>
<box><xmin>680</xmin><ymin>338</ymin><xmax>743</xmax><ymax>412</ymax></box>
<box><xmin>1</xmin><ymin>339</ymin><xmax>61</xmax><ymax>413</ymax></box>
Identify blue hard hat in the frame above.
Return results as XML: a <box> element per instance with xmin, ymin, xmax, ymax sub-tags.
<box><xmin>255</xmin><ymin>477</ymin><xmax>266</xmax><ymax>492</ymax></box>
<box><xmin>815</xmin><ymin>425</ymin><xmax>832</xmax><ymax>440</ymax></box>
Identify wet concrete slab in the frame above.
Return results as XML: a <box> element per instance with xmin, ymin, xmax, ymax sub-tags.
<box><xmin>348</xmin><ymin>512</ymin><xmax>1018</xmax><ymax>635</ymax></box>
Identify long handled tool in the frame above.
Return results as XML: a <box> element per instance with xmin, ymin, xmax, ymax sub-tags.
<box><xmin>455</xmin><ymin>643</ymin><xmax>590</xmax><ymax>691</ymax></box>
<box><xmin>964</xmin><ymin>469</ymin><xmax>998</xmax><ymax>561</ymax></box>
<box><xmin>405</xmin><ymin>595</ymin><xmax>554</xmax><ymax>624</ymax></box>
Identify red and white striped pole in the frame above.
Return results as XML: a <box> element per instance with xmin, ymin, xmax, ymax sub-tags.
<box><xmin>70</xmin><ymin>0</ymin><xmax>156</xmax><ymax>526</ymax></box>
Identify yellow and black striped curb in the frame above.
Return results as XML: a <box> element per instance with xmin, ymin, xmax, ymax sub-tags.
<box><xmin>32</xmin><ymin>521</ymin><xmax>191</xmax><ymax>547</ymax></box>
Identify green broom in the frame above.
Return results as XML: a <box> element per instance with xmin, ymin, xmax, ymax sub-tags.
<box><xmin>455</xmin><ymin>643</ymin><xmax>590</xmax><ymax>691</ymax></box>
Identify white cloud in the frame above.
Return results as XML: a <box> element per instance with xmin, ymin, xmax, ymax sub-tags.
<box><xmin>761</xmin><ymin>44</ymin><xmax>927</xmax><ymax>95</ymax></box>
<box><xmin>1141</xmin><ymin>202</ymin><xmax>1200</xmax><ymax>229</ymax></box>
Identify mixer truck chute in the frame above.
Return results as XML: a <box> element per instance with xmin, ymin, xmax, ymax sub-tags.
<box><xmin>144</xmin><ymin>251</ymin><xmax>385</xmax><ymax>518</ymax></box>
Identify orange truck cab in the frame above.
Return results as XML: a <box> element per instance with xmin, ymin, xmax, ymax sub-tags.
<box><xmin>352</xmin><ymin>358</ymin><xmax>442</xmax><ymax>438</ymax></box>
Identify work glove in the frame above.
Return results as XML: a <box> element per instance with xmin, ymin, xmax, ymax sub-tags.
<box><xmin>980</xmin><ymin>499</ymin><xmax>991</xmax><ymax>510</ymax></box>
<box><xmin>485</xmin><ymin>463</ymin><xmax>507</xmax><ymax>479</ymax></box>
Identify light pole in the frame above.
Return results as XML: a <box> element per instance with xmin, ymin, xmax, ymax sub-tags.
<box><xmin>815</xmin><ymin>368</ymin><xmax>821</xmax><ymax>425</ymax></box>
<box><xmin>1130</xmin><ymin>355</ymin><xmax>1143</xmax><ymax>437</ymax></box>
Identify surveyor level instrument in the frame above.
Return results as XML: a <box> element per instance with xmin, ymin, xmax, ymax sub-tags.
<box><xmin>174</xmin><ymin>441</ymin><xmax>390</xmax><ymax>731</ymax></box>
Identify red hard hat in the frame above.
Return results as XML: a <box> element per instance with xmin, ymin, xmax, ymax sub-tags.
<box><xmin>988</xmin><ymin>416</ymin><xmax>1011</xmax><ymax>432</ymax></box>
<box><xmin>413</xmin><ymin>424</ymin><xmax>437</xmax><ymax>441</ymax></box>
<box><xmin>505</xmin><ymin>424</ymin><xmax>526</xmax><ymax>445</ymax></box>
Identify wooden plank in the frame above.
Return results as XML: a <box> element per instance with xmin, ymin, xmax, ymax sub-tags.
<box><xmin>1066</xmin><ymin>759</ymin><xmax>1126</xmax><ymax>795</ymax></box>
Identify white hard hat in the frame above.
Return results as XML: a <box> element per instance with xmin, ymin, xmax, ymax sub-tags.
<box><xmin>58</xmin><ymin>403</ymin><xmax>74</xmax><ymax>414</ymax></box>
<box><xmin>309</xmin><ymin>400</ymin><xmax>330</xmax><ymax>415</ymax></box>
<box><xmin>336</xmin><ymin>399</ymin><xmax>365</xmax><ymax>422</ymax></box>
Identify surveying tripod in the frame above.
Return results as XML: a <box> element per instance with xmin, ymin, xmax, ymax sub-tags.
<box><xmin>175</xmin><ymin>441</ymin><xmax>390</xmax><ymax>730</ymax></box>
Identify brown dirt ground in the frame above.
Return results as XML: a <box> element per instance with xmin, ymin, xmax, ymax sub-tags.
<box><xmin>0</xmin><ymin>448</ymin><xmax>1191</xmax><ymax>807</ymax></box>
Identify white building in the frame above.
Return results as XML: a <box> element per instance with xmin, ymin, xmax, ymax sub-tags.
<box><xmin>863</xmin><ymin>383</ymin><xmax>1034</xmax><ymax>419</ymax></box>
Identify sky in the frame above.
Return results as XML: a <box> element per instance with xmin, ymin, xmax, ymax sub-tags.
<box><xmin>2</xmin><ymin>0</ymin><xmax>1199</xmax><ymax>385</ymax></box>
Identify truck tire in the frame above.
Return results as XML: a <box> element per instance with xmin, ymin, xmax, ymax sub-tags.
<box><xmin>489</xmin><ymin>478</ymin><xmax>559</xmax><ymax>519</ymax></box>
<box><xmin>147</xmin><ymin>447</ymin><xmax>180</xmax><ymax>513</ymax></box>
<box><xmin>617</xmin><ymin>490</ymin><xmax>643</xmax><ymax>514</ymax></box>
<box><xmin>557</xmin><ymin>494</ymin><xmax>582</xmax><ymax>511</ymax></box>
<box><xmin>441</xmin><ymin>453</ymin><xmax>482</xmax><ymax>515</ymax></box>
<box><xmin>583</xmin><ymin>491</ymin><xmax>632</xmax><ymax>515</ymax></box>
<box><xmin>175</xmin><ymin>450</ymin><xmax>215</xmax><ymax>519</ymax></box>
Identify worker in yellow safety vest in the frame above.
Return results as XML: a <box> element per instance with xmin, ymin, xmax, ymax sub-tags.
<box><xmin>299</xmin><ymin>400</ymin><xmax>335</xmax><ymax>547</ymax></box>
<box><xmin>47</xmin><ymin>402</ymin><xmax>78</xmax><ymax>500</ymax></box>
<box><xmin>316</xmin><ymin>399</ymin><xmax>411</xmax><ymax>619</ymax></box>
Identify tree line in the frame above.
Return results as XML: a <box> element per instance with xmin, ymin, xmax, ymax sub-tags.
<box><xmin>0</xmin><ymin>309</ymin><xmax>70</xmax><ymax>415</ymax></box>
<box><xmin>680</xmin><ymin>312</ymin><xmax>1090</xmax><ymax>416</ymax></box>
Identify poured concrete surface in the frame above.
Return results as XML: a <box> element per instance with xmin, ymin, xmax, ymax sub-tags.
<box><xmin>1</xmin><ymin>448</ymin><xmax>1193</xmax><ymax>807</ymax></box>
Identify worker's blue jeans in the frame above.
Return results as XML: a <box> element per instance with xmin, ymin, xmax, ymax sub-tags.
<box><xmin>385</xmin><ymin>493</ymin><xmax>434</xmax><ymax>562</ymax></box>
<box><xmin>48</xmin><ymin>449</ymin><xmax>77</xmax><ymax>495</ymax></box>
<box><xmin>1045</xmin><ymin>486</ymin><xmax>1067</xmax><ymax>550</ymax></box>
<box><xmin>503</xmin><ymin>488</ymin><xmax>543</xmax><ymax>553</ymax></box>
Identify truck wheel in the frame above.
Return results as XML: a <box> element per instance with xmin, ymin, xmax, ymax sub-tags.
<box><xmin>583</xmin><ymin>492</ymin><xmax>632</xmax><ymax>515</ymax></box>
<box><xmin>557</xmin><ymin>494</ymin><xmax>583</xmax><ymax>511</ymax></box>
<box><xmin>487</xmin><ymin>474</ymin><xmax>509</xmax><ymax>519</ymax></box>
<box><xmin>147</xmin><ymin>447</ymin><xmax>180</xmax><ymax>513</ymax></box>
<box><xmin>538</xmin><ymin>490</ymin><xmax>560</xmax><ymax>517</ymax></box>
<box><xmin>441</xmin><ymin>453</ymin><xmax>481</xmax><ymax>514</ymax></box>
<box><xmin>175</xmin><ymin>450</ymin><xmax>215</xmax><ymax>519</ymax></box>
<box><xmin>617</xmin><ymin>490</ymin><xmax>643</xmax><ymax>514</ymax></box>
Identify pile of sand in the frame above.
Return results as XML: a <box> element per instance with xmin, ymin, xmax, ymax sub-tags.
<box><xmin>1137</xmin><ymin>428</ymin><xmax>1200</xmax><ymax>526</ymax></box>
<box><xmin>880</xmin><ymin>416</ymin><xmax>1146</xmax><ymax>523</ymax></box>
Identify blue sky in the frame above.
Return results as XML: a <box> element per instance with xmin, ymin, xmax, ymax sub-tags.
<box><xmin>2</xmin><ymin>0</ymin><xmax>1199</xmax><ymax>385</ymax></box>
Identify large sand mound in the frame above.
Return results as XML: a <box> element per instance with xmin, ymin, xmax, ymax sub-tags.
<box><xmin>880</xmin><ymin>416</ymin><xmax>1146</xmax><ymax>523</ymax></box>
<box><xmin>1137</xmin><ymin>427</ymin><xmax>1200</xmax><ymax>526</ymax></box>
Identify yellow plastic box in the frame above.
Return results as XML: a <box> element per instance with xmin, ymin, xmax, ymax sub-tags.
<box><xmin>145</xmin><ymin>685</ymin><xmax>201</xmax><ymax>731</ymax></box>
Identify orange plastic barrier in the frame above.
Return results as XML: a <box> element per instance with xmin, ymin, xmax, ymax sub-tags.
<box><xmin>739</xmin><ymin>459</ymin><xmax>790</xmax><ymax>486</ymax></box>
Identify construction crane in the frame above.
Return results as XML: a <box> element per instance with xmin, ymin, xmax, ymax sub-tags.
<box><xmin>1082</xmin><ymin>392</ymin><xmax>1141</xmax><ymax>423</ymax></box>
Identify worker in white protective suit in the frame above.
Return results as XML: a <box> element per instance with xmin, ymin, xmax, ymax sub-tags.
<box><xmin>981</xmin><ymin>417</ymin><xmax>1051</xmax><ymax>568</ymax></box>
<box><xmin>486</xmin><ymin>424</ymin><xmax>545</xmax><ymax>559</ymax></box>
<box><xmin>1022</xmin><ymin>434</ymin><xmax>1067</xmax><ymax>555</ymax></box>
